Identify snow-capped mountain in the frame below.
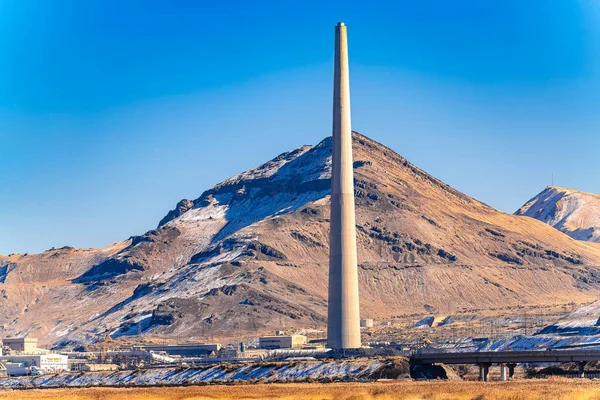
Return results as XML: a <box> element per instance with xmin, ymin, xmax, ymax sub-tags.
<box><xmin>516</xmin><ymin>186</ymin><xmax>600</xmax><ymax>243</ymax></box>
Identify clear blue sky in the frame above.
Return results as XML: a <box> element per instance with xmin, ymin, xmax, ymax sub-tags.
<box><xmin>1</xmin><ymin>0</ymin><xmax>600</xmax><ymax>254</ymax></box>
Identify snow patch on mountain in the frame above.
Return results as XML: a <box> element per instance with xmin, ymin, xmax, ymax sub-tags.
<box><xmin>516</xmin><ymin>186</ymin><xmax>600</xmax><ymax>242</ymax></box>
<box><xmin>221</xmin><ymin>145</ymin><xmax>314</xmax><ymax>185</ymax></box>
<box><xmin>536</xmin><ymin>300</ymin><xmax>600</xmax><ymax>336</ymax></box>
<box><xmin>163</xmin><ymin>137</ymin><xmax>333</xmax><ymax>243</ymax></box>
<box><xmin>172</xmin><ymin>195</ymin><xmax>230</xmax><ymax>223</ymax></box>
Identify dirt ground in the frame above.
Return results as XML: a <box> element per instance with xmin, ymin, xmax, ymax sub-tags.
<box><xmin>3</xmin><ymin>379</ymin><xmax>600</xmax><ymax>400</ymax></box>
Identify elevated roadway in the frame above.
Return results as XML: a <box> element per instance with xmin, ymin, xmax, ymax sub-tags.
<box><xmin>411</xmin><ymin>350</ymin><xmax>600</xmax><ymax>381</ymax></box>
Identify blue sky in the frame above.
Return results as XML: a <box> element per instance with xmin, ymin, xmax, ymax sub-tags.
<box><xmin>1</xmin><ymin>0</ymin><xmax>600</xmax><ymax>254</ymax></box>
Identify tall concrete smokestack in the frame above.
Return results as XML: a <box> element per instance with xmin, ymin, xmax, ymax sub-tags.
<box><xmin>327</xmin><ymin>22</ymin><xmax>361</xmax><ymax>350</ymax></box>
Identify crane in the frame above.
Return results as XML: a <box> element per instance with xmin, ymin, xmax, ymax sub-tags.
<box><xmin>101</xmin><ymin>333</ymin><xmax>113</xmax><ymax>363</ymax></box>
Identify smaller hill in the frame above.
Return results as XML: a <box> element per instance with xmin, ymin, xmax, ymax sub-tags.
<box><xmin>516</xmin><ymin>186</ymin><xmax>600</xmax><ymax>243</ymax></box>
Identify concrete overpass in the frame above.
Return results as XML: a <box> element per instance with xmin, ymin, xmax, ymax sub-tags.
<box><xmin>411</xmin><ymin>350</ymin><xmax>600</xmax><ymax>381</ymax></box>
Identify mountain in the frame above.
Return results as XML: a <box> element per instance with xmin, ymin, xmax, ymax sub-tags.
<box><xmin>515</xmin><ymin>186</ymin><xmax>600</xmax><ymax>243</ymax></box>
<box><xmin>3</xmin><ymin>132</ymin><xmax>600</xmax><ymax>348</ymax></box>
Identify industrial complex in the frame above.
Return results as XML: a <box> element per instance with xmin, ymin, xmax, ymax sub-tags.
<box><xmin>0</xmin><ymin>337</ymin><xmax>68</xmax><ymax>376</ymax></box>
<box><xmin>0</xmin><ymin>332</ymin><xmax>323</xmax><ymax>376</ymax></box>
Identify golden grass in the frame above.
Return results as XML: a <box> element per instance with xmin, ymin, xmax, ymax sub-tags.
<box><xmin>5</xmin><ymin>379</ymin><xmax>600</xmax><ymax>400</ymax></box>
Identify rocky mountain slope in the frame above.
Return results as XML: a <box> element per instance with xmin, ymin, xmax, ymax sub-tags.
<box><xmin>3</xmin><ymin>132</ymin><xmax>600</xmax><ymax>348</ymax></box>
<box><xmin>537</xmin><ymin>299</ymin><xmax>600</xmax><ymax>336</ymax></box>
<box><xmin>516</xmin><ymin>186</ymin><xmax>600</xmax><ymax>243</ymax></box>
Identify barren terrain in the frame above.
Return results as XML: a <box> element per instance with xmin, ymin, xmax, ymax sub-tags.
<box><xmin>3</xmin><ymin>133</ymin><xmax>600</xmax><ymax>347</ymax></box>
<box><xmin>3</xmin><ymin>380</ymin><xmax>600</xmax><ymax>400</ymax></box>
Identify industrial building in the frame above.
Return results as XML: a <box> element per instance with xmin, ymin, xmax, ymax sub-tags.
<box><xmin>360</xmin><ymin>319</ymin><xmax>374</xmax><ymax>328</ymax></box>
<box><xmin>0</xmin><ymin>354</ymin><xmax>68</xmax><ymax>374</ymax></box>
<box><xmin>219</xmin><ymin>347</ymin><xmax>269</xmax><ymax>360</ymax></box>
<box><xmin>259</xmin><ymin>335</ymin><xmax>307</xmax><ymax>349</ymax></box>
<box><xmin>61</xmin><ymin>349</ymin><xmax>175</xmax><ymax>368</ymax></box>
<box><xmin>81</xmin><ymin>363</ymin><xmax>119</xmax><ymax>372</ymax></box>
<box><xmin>2</xmin><ymin>337</ymin><xmax>44</xmax><ymax>354</ymax></box>
<box><xmin>68</xmin><ymin>358</ymin><xmax>89</xmax><ymax>372</ymax></box>
<box><xmin>134</xmin><ymin>343</ymin><xmax>221</xmax><ymax>357</ymax></box>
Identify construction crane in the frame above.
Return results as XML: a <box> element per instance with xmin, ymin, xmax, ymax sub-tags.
<box><xmin>100</xmin><ymin>333</ymin><xmax>113</xmax><ymax>363</ymax></box>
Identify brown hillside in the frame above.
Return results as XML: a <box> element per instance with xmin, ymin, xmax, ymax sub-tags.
<box><xmin>1</xmin><ymin>132</ymin><xmax>600</xmax><ymax>347</ymax></box>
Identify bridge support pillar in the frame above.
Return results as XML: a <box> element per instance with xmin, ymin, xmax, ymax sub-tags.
<box><xmin>578</xmin><ymin>361</ymin><xmax>586</xmax><ymax>378</ymax></box>
<box><xmin>507</xmin><ymin>363</ymin><xmax>516</xmax><ymax>379</ymax></box>
<box><xmin>478</xmin><ymin>363</ymin><xmax>491</xmax><ymax>382</ymax></box>
<box><xmin>500</xmin><ymin>364</ymin><xmax>508</xmax><ymax>381</ymax></box>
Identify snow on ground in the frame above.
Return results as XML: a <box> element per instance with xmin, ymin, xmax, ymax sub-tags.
<box><xmin>172</xmin><ymin>195</ymin><xmax>231</xmax><ymax>223</ymax></box>
<box><xmin>273</xmin><ymin>137</ymin><xmax>332</xmax><ymax>185</ymax></box>
<box><xmin>415</xmin><ymin>316</ymin><xmax>434</xmax><ymax>328</ymax></box>
<box><xmin>220</xmin><ymin>146</ymin><xmax>314</xmax><ymax>186</ymax></box>
<box><xmin>53</xmin><ymin>325</ymin><xmax>76</xmax><ymax>338</ymax></box>
<box><xmin>212</xmin><ymin>189</ymin><xmax>330</xmax><ymax>241</ymax></box>
<box><xmin>516</xmin><ymin>186</ymin><xmax>600</xmax><ymax>242</ymax></box>
<box><xmin>0</xmin><ymin>359</ymin><xmax>390</xmax><ymax>389</ymax></box>
<box><xmin>429</xmin><ymin>334</ymin><xmax>600</xmax><ymax>353</ymax></box>
<box><xmin>168</xmin><ymin>138</ymin><xmax>331</xmax><ymax>244</ymax></box>
<box><xmin>536</xmin><ymin>300</ymin><xmax>600</xmax><ymax>335</ymax></box>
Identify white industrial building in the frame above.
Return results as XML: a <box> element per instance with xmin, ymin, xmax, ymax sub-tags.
<box><xmin>0</xmin><ymin>354</ymin><xmax>68</xmax><ymax>374</ymax></box>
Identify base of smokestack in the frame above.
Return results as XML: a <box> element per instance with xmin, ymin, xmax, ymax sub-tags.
<box><xmin>326</xmin><ymin>348</ymin><xmax>367</xmax><ymax>359</ymax></box>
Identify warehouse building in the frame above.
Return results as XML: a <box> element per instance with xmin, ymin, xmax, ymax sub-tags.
<box><xmin>2</xmin><ymin>337</ymin><xmax>43</xmax><ymax>354</ymax></box>
<box><xmin>67</xmin><ymin>358</ymin><xmax>89</xmax><ymax>372</ymax></box>
<box><xmin>135</xmin><ymin>343</ymin><xmax>221</xmax><ymax>357</ymax></box>
<box><xmin>259</xmin><ymin>335</ymin><xmax>307</xmax><ymax>349</ymax></box>
<box><xmin>81</xmin><ymin>363</ymin><xmax>119</xmax><ymax>372</ymax></box>
<box><xmin>0</xmin><ymin>354</ymin><xmax>68</xmax><ymax>374</ymax></box>
<box><xmin>219</xmin><ymin>347</ymin><xmax>268</xmax><ymax>360</ymax></box>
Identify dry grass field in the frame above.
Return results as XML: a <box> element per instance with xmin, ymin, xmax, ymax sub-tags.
<box><xmin>4</xmin><ymin>380</ymin><xmax>600</xmax><ymax>400</ymax></box>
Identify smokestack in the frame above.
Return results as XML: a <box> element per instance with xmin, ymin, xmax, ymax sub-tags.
<box><xmin>327</xmin><ymin>21</ymin><xmax>361</xmax><ymax>350</ymax></box>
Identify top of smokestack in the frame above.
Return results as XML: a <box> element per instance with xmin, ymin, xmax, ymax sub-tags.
<box><xmin>337</xmin><ymin>22</ymin><xmax>345</xmax><ymax>27</ymax></box>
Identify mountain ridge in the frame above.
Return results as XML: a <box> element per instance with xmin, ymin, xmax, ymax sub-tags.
<box><xmin>516</xmin><ymin>186</ymin><xmax>600</xmax><ymax>243</ymax></box>
<box><xmin>2</xmin><ymin>132</ymin><xmax>600</xmax><ymax>348</ymax></box>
